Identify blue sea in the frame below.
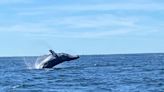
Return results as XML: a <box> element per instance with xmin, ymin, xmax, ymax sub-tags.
<box><xmin>0</xmin><ymin>53</ymin><xmax>164</xmax><ymax>92</ymax></box>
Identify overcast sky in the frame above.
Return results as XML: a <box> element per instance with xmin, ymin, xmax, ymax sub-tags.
<box><xmin>0</xmin><ymin>0</ymin><xmax>164</xmax><ymax>56</ymax></box>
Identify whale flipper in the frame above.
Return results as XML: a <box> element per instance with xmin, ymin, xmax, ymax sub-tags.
<box><xmin>49</xmin><ymin>50</ymin><xmax>59</xmax><ymax>58</ymax></box>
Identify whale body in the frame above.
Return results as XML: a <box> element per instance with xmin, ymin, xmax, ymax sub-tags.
<box><xmin>38</xmin><ymin>50</ymin><xmax>79</xmax><ymax>68</ymax></box>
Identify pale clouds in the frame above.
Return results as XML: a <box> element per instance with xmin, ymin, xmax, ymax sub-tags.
<box><xmin>0</xmin><ymin>0</ymin><xmax>32</xmax><ymax>4</ymax></box>
<box><xmin>0</xmin><ymin>0</ymin><xmax>163</xmax><ymax>38</ymax></box>
<box><xmin>52</xmin><ymin>14</ymin><xmax>136</xmax><ymax>29</ymax></box>
<box><xmin>13</xmin><ymin>0</ymin><xmax>164</xmax><ymax>18</ymax></box>
<box><xmin>0</xmin><ymin>14</ymin><xmax>138</xmax><ymax>34</ymax></box>
<box><xmin>0</xmin><ymin>13</ymin><xmax>161</xmax><ymax>38</ymax></box>
<box><xmin>26</xmin><ymin>29</ymin><xmax>136</xmax><ymax>39</ymax></box>
<box><xmin>14</xmin><ymin>1</ymin><xmax>164</xmax><ymax>13</ymax></box>
<box><xmin>0</xmin><ymin>24</ymin><xmax>46</xmax><ymax>32</ymax></box>
<box><xmin>44</xmin><ymin>3</ymin><xmax>164</xmax><ymax>11</ymax></box>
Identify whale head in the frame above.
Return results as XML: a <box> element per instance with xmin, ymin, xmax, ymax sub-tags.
<box><xmin>58</xmin><ymin>53</ymin><xmax>80</xmax><ymax>61</ymax></box>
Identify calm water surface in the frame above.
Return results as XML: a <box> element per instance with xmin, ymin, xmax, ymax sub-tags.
<box><xmin>0</xmin><ymin>54</ymin><xmax>164</xmax><ymax>92</ymax></box>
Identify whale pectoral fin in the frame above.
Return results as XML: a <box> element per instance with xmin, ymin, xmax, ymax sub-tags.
<box><xmin>49</xmin><ymin>50</ymin><xmax>58</xmax><ymax>57</ymax></box>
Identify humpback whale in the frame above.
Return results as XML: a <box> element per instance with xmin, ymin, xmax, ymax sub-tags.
<box><xmin>38</xmin><ymin>50</ymin><xmax>79</xmax><ymax>68</ymax></box>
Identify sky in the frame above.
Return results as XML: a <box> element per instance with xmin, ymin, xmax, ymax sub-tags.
<box><xmin>0</xmin><ymin>0</ymin><xmax>164</xmax><ymax>56</ymax></box>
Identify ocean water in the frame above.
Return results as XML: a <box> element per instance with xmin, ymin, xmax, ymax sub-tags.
<box><xmin>0</xmin><ymin>54</ymin><xmax>164</xmax><ymax>92</ymax></box>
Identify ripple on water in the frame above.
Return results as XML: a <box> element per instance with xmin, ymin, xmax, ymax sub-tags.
<box><xmin>0</xmin><ymin>54</ymin><xmax>164</xmax><ymax>91</ymax></box>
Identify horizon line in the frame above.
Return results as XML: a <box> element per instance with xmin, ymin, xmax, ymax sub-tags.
<box><xmin>0</xmin><ymin>52</ymin><xmax>164</xmax><ymax>58</ymax></box>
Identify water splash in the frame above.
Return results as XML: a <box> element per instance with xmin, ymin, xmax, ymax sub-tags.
<box><xmin>23</xmin><ymin>57</ymin><xmax>36</xmax><ymax>69</ymax></box>
<box><xmin>24</xmin><ymin>55</ymin><xmax>51</xmax><ymax>69</ymax></box>
<box><xmin>35</xmin><ymin>55</ymin><xmax>52</xmax><ymax>69</ymax></box>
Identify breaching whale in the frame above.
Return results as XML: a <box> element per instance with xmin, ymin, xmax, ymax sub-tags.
<box><xmin>38</xmin><ymin>50</ymin><xmax>79</xmax><ymax>68</ymax></box>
